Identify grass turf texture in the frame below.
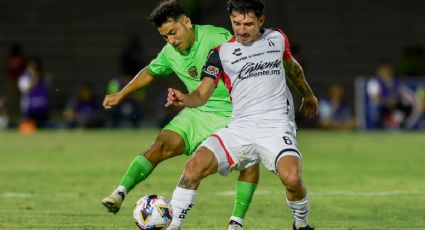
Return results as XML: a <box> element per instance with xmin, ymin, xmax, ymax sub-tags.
<box><xmin>0</xmin><ymin>130</ymin><xmax>424</xmax><ymax>229</ymax></box>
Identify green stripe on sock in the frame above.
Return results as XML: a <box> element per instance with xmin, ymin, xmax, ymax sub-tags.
<box><xmin>119</xmin><ymin>155</ymin><xmax>154</xmax><ymax>192</ymax></box>
<box><xmin>232</xmin><ymin>181</ymin><xmax>257</xmax><ymax>219</ymax></box>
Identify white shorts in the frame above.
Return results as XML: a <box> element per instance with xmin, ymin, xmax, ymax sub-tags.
<box><xmin>200</xmin><ymin>119</ymin><xmax>301</xmax><ymax>176</ymax></box>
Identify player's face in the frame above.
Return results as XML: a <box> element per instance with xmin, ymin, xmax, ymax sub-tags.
<box><xmin>230</xmin><ymin>11</ymin><xmax>265</xmax><ymax>45</ymax></box>
<box><xmin>158</xmin><ymin>16</ymin><xmax>195</xmax><ymax>51</ymax></box>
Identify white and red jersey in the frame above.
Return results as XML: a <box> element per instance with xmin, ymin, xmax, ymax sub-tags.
<box><xmin>202</xmin><ymin>28</ymin><xmax>295</xmax><ymax>122</ymax></box>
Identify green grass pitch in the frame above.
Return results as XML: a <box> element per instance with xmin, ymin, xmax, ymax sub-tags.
<box><xmin>1</xmin><ymin>129</ymin><xmax>424</xmax><ymax>229</ymax></box>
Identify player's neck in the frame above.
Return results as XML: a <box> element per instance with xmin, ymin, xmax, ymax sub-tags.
<box><xmin>181</xmin><ymin>27</ymin><xmax>196</xmax><ymax>55</ymax></box>
<box><xmin>187</xmin><ymin>27</ymin><xmax>196</xmax><ymax>49</ymax></box>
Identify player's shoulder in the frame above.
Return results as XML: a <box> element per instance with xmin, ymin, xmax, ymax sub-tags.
<box><xmin>158</xmin><ymin>43</ymin><xmax>176</xmax><ymax>56</ymax></box>
<box><xmin>266</xmin><ymin>28</ymin><xmax>288</xmax><ymax>38</ymax></box>
<box><xmin>213</xmin><ymin>36</ymin><xmax>238</xmax><ymax>55</ymax></box>
<box><xmin>197</xmin><ymin>24</ymin><xmax>232</xmax><ymax>40</ymax></box>
<box><xmin>197</xmin><ymin>24</ymin><xmax>230</xmax><ymax>34</ymax></box>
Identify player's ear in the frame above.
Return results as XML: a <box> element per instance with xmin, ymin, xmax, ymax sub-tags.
<box><xmin>182</xmin><ymin>15</ymin><xmax>192</xmax><ymax>29</ymax></box>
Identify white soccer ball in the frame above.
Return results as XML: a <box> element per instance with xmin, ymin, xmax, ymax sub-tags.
<box><xmin>133</xmin><ymin>194</ymin><xmax>173</xmax><ymax>230</ymax></box>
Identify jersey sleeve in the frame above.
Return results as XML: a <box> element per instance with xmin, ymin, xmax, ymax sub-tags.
<box><xmin>276</xmin><ymin>28</ymin><xmax>293</xmax><ymax>60</ymax></box>
<box><xmin>147</xmin><ymin>47</ymin><xmax>173</xmax><ymax>77</ymax></box>
<box><xmin>201</xmin><ymin>48</ymin><xmax>223</xmax><ymax>85</ymax></box>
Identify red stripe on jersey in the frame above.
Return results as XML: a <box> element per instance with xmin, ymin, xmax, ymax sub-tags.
<box><xmin>228</xmin><ymin>36</ymin><xmax>237</xmax><ymax>43</ymax></box>
<box><xmin>277</xmin><ymin>29</ymin><xmax>292</xmax><ymax>60</ymax></box>
<box><xmin>221</xmin><ymin>71</ymin><xmax>233</xmax><ymax>101</ymax></box>
<box><xmin>211</xmin><ymin>134</ymin><xmax>235</xmax><ymax>167</ymax></box>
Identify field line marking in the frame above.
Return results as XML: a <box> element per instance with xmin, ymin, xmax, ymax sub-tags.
<box><xmin>215</xmin><ymin>190</ymin><xmax>424</xmax><ymax>197</ymax></box>
<box><xmin>1</xmin><ymin>192</ymin><xmax>79</xmax><ymax>198</ymax></box>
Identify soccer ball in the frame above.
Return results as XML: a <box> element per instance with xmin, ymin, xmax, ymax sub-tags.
<box><xmin>133</xmin><ymin>194</ymin><xmax>173</xmax><ymax>230</ymax></box>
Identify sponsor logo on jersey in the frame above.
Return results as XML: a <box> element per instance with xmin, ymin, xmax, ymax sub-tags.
<box><xmin>188</xmin><ymin>66</ymin><xmax>198</xmax><ymax>79</ymax></box>
<box><xmin>267</xmin><ymin>38</ymin><xmax>275</xmax><ymax>47</ymax></box>
<box><xmin>237</xmin><ymin>59</ymin><xmax>282</xmax><ymax>80</ymax></box>
<box><xmin>205</xmin><ymin>65</ymin><xmax>220</xmax><ymax>76</ymax></box>
<box><xmin>232</xmin><ymin>48</ymin><xmax>242</xmax><ymax>56</ymax></box>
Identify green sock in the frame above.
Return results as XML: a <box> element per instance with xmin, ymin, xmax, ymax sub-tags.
<box><xmin>232</xmin><ymin>181</ymin><xmax>257</xmax><ymax>219</ymax></box>
<box><xmin>119</xmin><ymin>155</ymin><xmax>154</xmax><ymax>192</ymax></box>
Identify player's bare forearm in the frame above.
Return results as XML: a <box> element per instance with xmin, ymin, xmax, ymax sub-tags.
<box><xmin>184</xmin><ymin>77</ymin><xmax>216</xmax><ymax>108</ymax></box>
<box><xmin>284</xmin><ymin>57</ymin><xmax>318</xmax><ymax>118</ymax></box>
<box><xmin>184</xmin><ymin>90</ymin><xmax>209</xmax><ymax>108</ymax></box>
<box><xmin>283</xmin><ymin>57</ymin><xmax>314</xmax><ymax>97</ymax></box>
<box><xmin>119</xmin><ymin>67</ymin><xmax>154</xmax><ymax>98</ymax></box>
<box><xmin>104</xmin><ymin>67</ymin><xmax>155</xmax><ymax>109</ymax></box>
<box><xmin>165</xmin><ymin>87</ymin><xmax>209</xmax><ymax>108</ymax></box>
<box><xmin>166</xmin><ymin>78</ymin><xmax>215</xmax><ymax>108</ymax></box>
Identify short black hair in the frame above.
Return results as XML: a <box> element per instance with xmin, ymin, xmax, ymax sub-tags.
<box><xmin>148</xmin><ymin>0</ymin><xmax>186</xmax><ymax>27</ymax></box>
<box><xmin>227</xmin><ymin>0</ymin><xmax>265</xmax><ymax>18</ymax></box>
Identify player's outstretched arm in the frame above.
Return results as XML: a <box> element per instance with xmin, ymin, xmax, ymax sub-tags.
<box><xmin>283</xmin><ymin>57</ymin><xmax>319</xmax><ymax>118</ymax></box>
<box><xmin>165</xmin><ymin>77</ymin><xmax>216</xmax><ymax>108</ymax></box>
<box><xmin>103</xmin><ymin>67</ymin><xmax>154</xmax><ymax>110</ymax></box>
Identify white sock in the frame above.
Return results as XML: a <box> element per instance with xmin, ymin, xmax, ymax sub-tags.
<box><xmin>229</xmin><ymin>216</ymin><xmax>244</xmax><ymax>226</ymax></box>
<box><xmin>286</xmin><ymin>194</ymin><xmax>310</xmax><ymax>229</ymax></box>
<box><xmin>169</xmin><ymin>187</ymin><xmax>197</xmax><ymax>228</ymax></box>
<box><xmin>114</xmin><ymin>186</ymin><xmax>127</xmax><ymax>199</ymax></box>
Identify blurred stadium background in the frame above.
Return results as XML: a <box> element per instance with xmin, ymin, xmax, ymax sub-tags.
<box><xmin>1</xmin><ymin>0</ymin><xmax>425</xmax><ymax>229</ymax></box>
<box><xmin>1</xmin><ymin>0</ymin><xmax>425</xmax><ymax>130</ymax></box>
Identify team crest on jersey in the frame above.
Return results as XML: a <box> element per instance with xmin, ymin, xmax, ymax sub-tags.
<box><xmin>188</xmin><ymin>66</ymin><xmax>198</xmax><ymax>79</ymax></box>
<box><xmin>205</xmin><ymin>65</ymin><xmax>219</xmax><ymax>76</ymax></box>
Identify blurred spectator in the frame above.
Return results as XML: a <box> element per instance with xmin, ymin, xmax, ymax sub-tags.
<box><xmin>104</xmin><ymin>35</ymin><xmax>147</xmax><ymax>128</ymax></box>
<box><xmin>5</xmin><ymin>43</ymin><xmax>28</xmax><ymax>117</ymax></box>
<box><xmin>17</xmin><ymin>58</ymin><xmax>50</xmax><ymax>128</ymax></box>
<box><xmin>318</xmin><ymin>83</ymin><xmax>354</xmax><ymax>129</ymax></box>
<box><xmin>120</xmin><ymin>35</ymin><xmax>145</xmax><ymax>77</ymax></box>
<box><xmin>106</xmin><ymin>74</ymin><xmax>146</xmax><ymax>128</ymax></box>
<box><xmin>6</xmin><ymin>43</ymin><xmax>27</xmax><ymax>81</ymax></box>
<box><xmin>367</xmin><ymin>62</ymin><xmax>417</xmax><ymax>129</ymax></box>
<box><xmin>0</xmin><ymin>95</ymin><xmax>9</xmax><ymax>129</ymax></box>
<box><xmin>415</xmin><ymin>85</ymin><xmax>425</xmax><ymax>129</ymax></box>
<box><xmin>396</xmin><ymin>45</ymin><xmax>425</xmax><ymax>76</ymax></box>
<box><xmin>64</xmin><ymin>83</ymin><xmax>105</xmax><ymax>128</ymax></box>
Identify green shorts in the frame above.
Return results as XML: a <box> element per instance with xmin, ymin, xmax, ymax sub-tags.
<box><xmin>163</xmin><ymin>108</ymin><xmax>231</xmax><ymax>156</ymax></box>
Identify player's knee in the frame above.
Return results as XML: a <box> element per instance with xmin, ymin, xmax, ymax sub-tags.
<box><xmin>183</xmin><ymin>159</ymin><xmax>205</xmax><ymax>181</ymax></box>
<box><xmin>280</xmin><ymin>169</ymin><xmax>302</xmax><ymax>191</ymax></box>
<box><xmin>142</xmin><ymin>139</ymin><xmax>169</xmax><ymax>165</ymax></box>
<box><xmin>183</xmin><ymin>150</ymin><xmax>216</xmax><ymax>181</ymax></box>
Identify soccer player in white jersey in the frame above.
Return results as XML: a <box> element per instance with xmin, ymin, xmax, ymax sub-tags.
<box><xmin>164</xmin><ymin>0</ymin><xmax>318</xmax><ymax>229</ymax></box>
<box><xmin>101</xmin><ymin>1</ymin><xmax>259</xmax><ymax>229</ymax></box>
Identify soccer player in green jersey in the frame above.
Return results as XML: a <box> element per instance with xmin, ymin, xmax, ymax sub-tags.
<box><xmin>101</xmin><ymin>1</ymin><xmax>258</xmax><ymax>229</ymax></box>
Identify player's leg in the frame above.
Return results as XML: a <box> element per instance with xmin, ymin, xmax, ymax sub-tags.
<box><xmin>167</xmin><ymin>147</ymin><xmax>219</xmax><ymax>230</ymax></box>
<box><xmin>117</xmin><ymin>129</ymin><xmax>185</xmax><ymax>192</ymax></box>
<box><xmin>258</xmin><ymin>122</ymin><xmax>313</xmax><ymax>229</ymax></box>
<box><xmin>276</xmin><ymin>155</ymin><xmax>313</xmax><ymax>230</ymax></box>
<box><xmin>228</xmin><ymin>164</ymin><xmax>259</xmax><ymax>230</ymax></box>
<box><xmin>102</xmin><ymin>109</ymin><xmax>204</xmax><ymax>214</ymax></box>
<box><xmin>102</xmin><ymin>130</ymin><xmax>185</xmax><ymax>214</ymax></box>
<box><xmin>197</xmin><ymin>112</ymin><xmax>258</xmax><ymax>229</ymax></box>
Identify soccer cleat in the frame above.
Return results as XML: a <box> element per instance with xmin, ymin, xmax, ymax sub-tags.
<box><xmin>293</xmin><ymin>222</ymin><xmax>315</xmax><ymax>230</ymax></box>
<box><xmin>102</xmin><ymin>192</ymin><xmax>124</xmax><ymax>214</ymax></box>
<box><xmin>228</xmin><ymin>220</ymin><xmax>243</xmax><ymax>230</ymax></box>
